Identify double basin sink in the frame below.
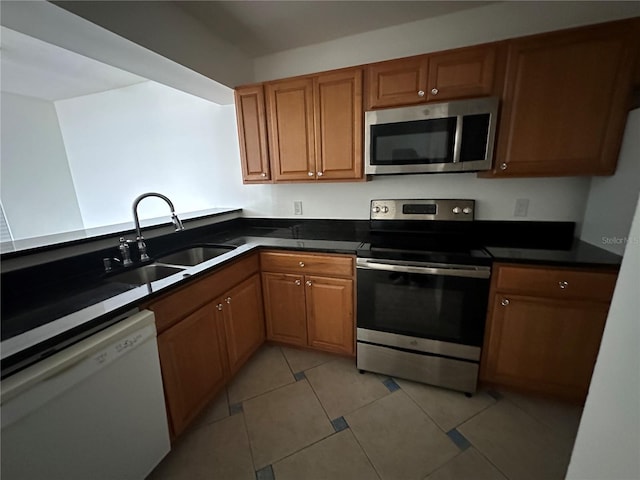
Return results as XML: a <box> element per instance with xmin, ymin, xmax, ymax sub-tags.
<box><xmin>106</xmin><ymin>245</ymin><xmax>236</xmax><ymax>286</ymax></box>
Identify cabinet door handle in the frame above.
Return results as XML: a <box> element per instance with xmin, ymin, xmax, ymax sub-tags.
<box><xmin>260</xmin><ymin>172</ymin><xmax>267</xmax><ymax>177</ymax></box>
<box><xmin>225</xmin><ymin>296</ymin><xmax>232</xmax><ymax>304</ymax></box>
<box><xmin>294</xmin><ymin>279</ymin><xmax>301</xmax><ymax>286</ymax></box>
<box><xmin>499</xmin><ymin>162</ymin><xmax>508</xmax><ymax>171</ymax></box>
<box><xmin>559</xmin><ymin>281</ymin><xmax>568</xmax><ymax>289</ymax></box>
<box><xmin>308</xmin><ymin>171</ymin><xmax>314</xmax><ymax>177</ymax></box>
<box><xmin>418</xmin><ymin>90</ymin><xmax>425</xmax><ymax>97</ymax></box>
<box><xmin>299</xmin><ymin>262</ymin><xmax>305</xmax><ymax>267</ymax></box>
<box><xmin>501</xmin><ymin>298</ymin><xmax>510</xmax><ymax>306</ymax></box>
<box><xmin>216</xmin><ymin>303</ymin><xmax>223</xmax><ymax>311</ymax></box>
<box><xmin>431</xmin><ymin>88</ymin><xmax>439</xmax><ymax>95</ymax></box>
<box><xmin>306</xmin><ymin>280</ymin><xmax>312</xmax><ymax>287</ymax></box>
<box><xmin>317</xmin><ymin>171</ymin><xmax>324</xmax><ymax>177</ymax></box>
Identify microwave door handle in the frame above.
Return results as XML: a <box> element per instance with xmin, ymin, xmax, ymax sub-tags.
<box><xmin>452</xmin><ymin>115</ymin><xmax>463</xmax><ymax>164</ymax></box>
<box><xmin>356</xmin><ymin>260</ymin><xmax>490</xmax><ymax>279</ymax></box>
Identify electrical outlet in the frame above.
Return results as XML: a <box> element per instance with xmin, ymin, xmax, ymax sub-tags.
<box><xmin>294</xmin><ymin>201</ymin><xmax>303</xmax><ymax>215</ymax></box>
<box><xmin>514</xmin><ymin>198</ymin><xmax>529</xmax><ymax>217</ymax></box>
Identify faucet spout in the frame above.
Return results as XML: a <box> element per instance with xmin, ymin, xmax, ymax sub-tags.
<box><xmin>131</xmin><ymin>192</ymin><xmax>184</xmax><ymax>261</ymax></box>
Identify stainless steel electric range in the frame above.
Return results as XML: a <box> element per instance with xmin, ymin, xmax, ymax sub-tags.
<box><xmin>356</xmin><ymin>199</ymin><xmax>491</xmax><ymax>394</ymax></box>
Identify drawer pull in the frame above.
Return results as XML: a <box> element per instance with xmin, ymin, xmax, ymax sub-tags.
<box><xmin>295</xmin><ymin>279</ymin><xmax>301</xmax><ymax>286</ymax></box>
<box><xmin>559</xmin><ymin>281</ymin><xmax>568</xmax><ymax>289</ymax></box>
<box><xmin>225</xmin><ymin>296</ymin><xmax>232</xmax><ymax>304</ymax></box>
<box><xmin>216</xmin><ymin>304</ymin><xmax>223</xmax><ymax>311</ymax></box>
<box><xmin>501</xmin><ymin>298</ymin><xmax>510</xmax><ymax>306</ymax></box>
<box><xmin>306</xmin><ymin>280</ymin><xmax>312</xmax><ymax>287</ymax></box>
<box><xmin>299</xmin><ymin>262</ymin><xmax>305</xmax><ymax>267</ymax></box>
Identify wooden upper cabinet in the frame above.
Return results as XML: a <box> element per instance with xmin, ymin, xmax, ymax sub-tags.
<box><xmin>314</xmin><ymin>69</ymin><xmax>363</xmax><ymax>180</ymax></box>
<box><xmin>490</xmin><ymin>21</ymin><xmax>638</xmax><ymax>177</ymax></box>
<box><xmin>264</xmin><ymin>68</ymin><xmax>363</xmax><ymax>182</ymax></box>
<box><xmin>367</xmin><ymin>56</ymin><xmax>428</xmax><ymax>109</ymax></box>
<box><xmin>265</xmin><ymin>78</ymin><xmax>316</xmax><ymax>181</ymax></box>
<box><xmin>366</xmin><ymin>44</ymin><xmax>500</xmax><ymax>109</ymax></box>
<box><xmin>234</xmin><ymin>85</ymin><xmax>271</xmax><ymax>183</ymax></box>
<box><xmin>426</xmin><ymin>44</ymin><xmax>499</xmax><ymax>101</ymax></box>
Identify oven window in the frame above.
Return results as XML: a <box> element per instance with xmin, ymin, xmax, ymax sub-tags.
<box><xmin>357</xmin><ymin>269</ymin><xmax>489</xmax><ymax>347</ymax></box>
<box><xmin>371</xmin><ymin>117</ymin><xmax>456</xmax><ymax>165</ymax></box>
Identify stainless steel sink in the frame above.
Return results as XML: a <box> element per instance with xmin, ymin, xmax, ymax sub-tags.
<box><xmin>155</xmin><ymin>245</ymin><xmax>236</xmax><ymax>266</ymax></box>
<box><xmin>107</xmin><ymin>264</ymin><xmax>185</xmax><ymax>285</ymax></box>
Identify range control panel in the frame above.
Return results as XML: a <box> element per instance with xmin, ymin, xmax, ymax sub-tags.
<box><xmin>370</xmin><ymin>199</ymin><xmax>475</xmax><ymax>221</ymax></box>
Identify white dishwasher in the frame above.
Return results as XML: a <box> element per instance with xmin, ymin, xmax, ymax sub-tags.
<box><xmin>0</xmin><ymin>309</ymin><xmax>171</xmax><ymax>480</ymax></box>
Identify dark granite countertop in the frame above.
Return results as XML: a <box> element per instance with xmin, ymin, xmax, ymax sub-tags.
<box><xmin>485</xmin><ymin>239</ymin><xmax>622</xmax><ymax>269</ymax></box>
<box><xmin>0</xmin><ymin>216</ymin><xmax>622</xmax><ymax>378</ymax></box>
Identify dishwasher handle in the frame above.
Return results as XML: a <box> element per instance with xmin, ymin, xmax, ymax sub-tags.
<box><xmin>356</xmin><ymin>258</ymin><xmax>491</xmax><ymax>279</ymax></box>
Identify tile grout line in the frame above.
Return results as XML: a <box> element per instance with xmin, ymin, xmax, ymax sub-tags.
<box><xmin>238</xmin><ymin>405</ymin><xmax>261</xmax><ymax>473</ymax></box>
<box><xmin>343</xmin><ymin>416</ymin><xmax>384</xmax><ymax>480</ymax></box>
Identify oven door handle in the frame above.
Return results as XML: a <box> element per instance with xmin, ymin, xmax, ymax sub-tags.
<box><xmin>356</xmin><ymin>258</ymin><xmax>491</xmax><ymax>279</ymax></box>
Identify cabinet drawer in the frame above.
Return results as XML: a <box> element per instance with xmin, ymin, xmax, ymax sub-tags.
<box><xmin>260</xmin><ymin>251</ymin><xmax>354</xmax><ymax>277</ymax></box>
<box><xmin>149</xmin><ymin>252</ymin><xmax>260</xmax><ymax>333</ymax></box>
<box><xmin>495</xmin><ymin>264</ymin><xmax>618</xmax><ymax>302</ymax></box>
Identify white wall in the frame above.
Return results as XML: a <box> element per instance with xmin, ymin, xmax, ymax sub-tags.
<box><xmin>566</xmin><ymin>194</ymin><xmax>640</xmax><ymax>480</ymax></box>
<box><xmin>581</xmin><ymin>109</ymin><xmax>640</xmax><ymax>255</ymax></box>
<box><xmin>0</xmin><ymin>92</ymin><xmax>84</xmax><ymax>239</ymax></box>
<box><xmin>240</xmin><ymin>174</ymin><xmax>591</xmax><ymax>223</ymax></box>
<box><xmin>54</xmin><ymin>82</ymin><xmax>245</xmax><ymax>228</ymax></box>
<box><xmin>254</xmin><ymin>2</ymin><xmax>640</xmax><ymax>82</ymax></box>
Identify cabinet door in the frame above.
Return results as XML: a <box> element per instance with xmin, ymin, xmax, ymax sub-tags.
<box><xmin>157</xmin><ymin>304</ymin><xmax>228</xmax><ymax>437</ymax></box>
<box><xmin>367</xmin><ymin>56</ymin><xmax>428</xmax><ymax>109</ymax></box>
<box><xmin>493</xmin><ymin>22</ymin><xmax>637</xmax><ymax>177</ymax></box>
<box><xmin>305</xmin><ymin>275</ymin><xmax>354</xmax><ymax>355</ymax></box>
<box><xmin>426</xmin><ymin>44</ymin><xmax>498</xmax><ymax>101</ymax></box>
<box><xmin>234</xmin><ymin>85</ymin><xmax>271</xmax><ymax>183</ymax></box>
<box><xmin>314</xmin><ymin>69</ymin><xmax>363</xmax><ymax>180</ymax></box>
<box><xmin>262</xmin><ymin>272</ymin><xmax>307</xmax><ymax>346</ymax></box>
<box><xmin>220</xmin><ymin>274</ymin><xmax>265</xmax><ymax>375</ymax></box>
<box><xmin>482</xmin><ymin>294</ymin><xmax>608</xmax><ymax>402</ymax></box>
<box><xmin>265</xmin><ymin>78</ymin><xmax>316</xmax><ymax>181</ymax></box>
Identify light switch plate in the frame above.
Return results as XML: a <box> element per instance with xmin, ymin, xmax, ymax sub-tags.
<box><xmin>294</xmin><ymin>201</ymin><xmax>303</xmax><ymax>215</ymax></box>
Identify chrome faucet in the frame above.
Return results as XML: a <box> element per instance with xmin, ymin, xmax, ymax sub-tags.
<box><xmin>131</xmin><ymin>192</ymin><xmax>184</xmax><ymax>261</ymax></box>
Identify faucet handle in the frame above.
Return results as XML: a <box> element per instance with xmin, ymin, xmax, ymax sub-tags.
<box><xmin>118</xmin><ymin>237</ymin><xmax>133</xmax><ymax>266</ymax></box>
<box><xmin>137</xmin><ymin>236</ymin><xmax>150</xmax><ymax>262</ymax></box>
<box><xmin>171</xmin><ymin>213</ymin><xmax>184</xmax><ymax>231</ymax></box>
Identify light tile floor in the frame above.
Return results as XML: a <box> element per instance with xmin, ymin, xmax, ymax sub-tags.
<box><xmin>148</xmin><ymin>345</ymin><xmax>583</xmax><ymax>480</ymax></box>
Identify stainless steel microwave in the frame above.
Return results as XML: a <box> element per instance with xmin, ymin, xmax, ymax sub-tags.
<box><xmin>364</xmin><ymin>97</ymin><xmax>499</xmax><ymax>175</ymax></box>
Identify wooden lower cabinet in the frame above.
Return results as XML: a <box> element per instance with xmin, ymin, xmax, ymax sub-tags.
<box><xmin>150</xmin><ymin>253</ymin><xmax>264</xmax><ymax>439</ymax></box>
<box><xmin>262</xmin><ymin>273</ymin><xmax>307</xmax><ymax>346</ymax></box>
<box><xmin>261</xmin><ymin>251</ymin><xmax>355</xmax><ymax>355</ymax></box>
<box><xmin>216</xmin><ymin>274</ymin><xmax>265</xmax><ymax>375</ymax></box>
<box><xmin>481</xmin><ymin>263</ymin><xmax>617</xmax><ymax>402</ymax></box>
<box><xmin>157</xmin><ymin>304</ymin><xmax>228</xmax><ymax>437</ymax></box>
<box><xmin>306</xmin><ymin>275</ymin><xmax>354</xmax><ymax>354</ymax></box>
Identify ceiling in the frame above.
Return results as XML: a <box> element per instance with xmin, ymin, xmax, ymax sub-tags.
<box><xmin>174</xmin><ymin>1</ymin><xmax>495</xmax><ymax>58</ymax></box>
<box><xmin>0</xmin><ymin>27</ymin><xmax>147</xmax><ymax>102</ymax></box>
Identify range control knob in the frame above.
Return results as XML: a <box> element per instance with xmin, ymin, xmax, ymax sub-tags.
<box><xmin>452</xmin><ymin>207</ymin><xmax>462</xmax><ymax>214</ymax></box>
<box><xmin>462</xmin><ymin>207</ymin><xmax>472</xmax><ymax>214</ymax></box>
<box><xmin>381</xmin><ymin>206</ymin><xmax>389</xmax><ymax>213</ymax></box>
<box><xmin>372</xmin><ymin>206</ymin><xmax>381</xmax><ymax>213</ymax></box>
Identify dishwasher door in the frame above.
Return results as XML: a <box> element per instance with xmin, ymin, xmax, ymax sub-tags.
<box><xmin>0</xmin><ymin>309</ymin><xmax>171</xmax><ymax>480</ymax></box>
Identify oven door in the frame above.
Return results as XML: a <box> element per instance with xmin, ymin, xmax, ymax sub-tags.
<box><xmin>356</xmin><ymin>258</ymin><xmax>490</xmax><ymax>349</ymax></box>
